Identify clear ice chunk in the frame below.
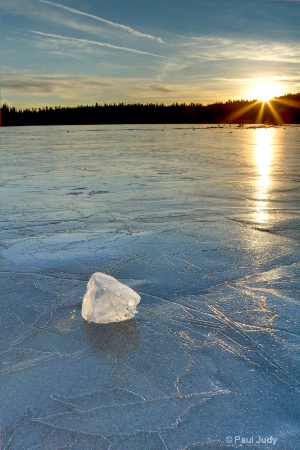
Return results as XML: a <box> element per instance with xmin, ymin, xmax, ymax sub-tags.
<box><xmin>81</xmin><ymin>273</ymin><xmax>141</xmax><ymax>323</ymax></box>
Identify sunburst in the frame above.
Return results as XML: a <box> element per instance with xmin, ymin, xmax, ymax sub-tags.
<box><xmin>250</xmin><ymin>81</ymin><xmax>282</xmax><ymax>104</ymax></box>
<box><xmin>227</xmin><ymin>80</ymin><xmax>299</xmax><ymax>124</ymax></box>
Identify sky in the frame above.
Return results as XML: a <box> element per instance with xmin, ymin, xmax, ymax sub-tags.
<box><xmin>1</xmin><ymin>0</ymin><xmax>300</xmax><ymax>108</ymax></box>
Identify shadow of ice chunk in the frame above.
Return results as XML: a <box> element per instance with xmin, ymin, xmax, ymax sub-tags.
<box><xmin>83</xmin><ymin>320</ymin><xmax>140</xmax><ymax>358</ymax></box>
<box><xmin>81</xmin><ymin>273</ymin><xmax>141</xmax><ymax>323</ymax></box>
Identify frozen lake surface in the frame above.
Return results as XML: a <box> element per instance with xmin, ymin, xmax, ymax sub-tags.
<box><xmin>1</xmin><ymin>124</ymin><xmax>299</xmax><ymax>449</ymax></box>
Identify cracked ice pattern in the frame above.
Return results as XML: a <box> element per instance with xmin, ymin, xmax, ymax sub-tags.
<box><xmin>0</xmin><ymin>124</ymin><xmax>299</xmax><ymax>449</ymax></box>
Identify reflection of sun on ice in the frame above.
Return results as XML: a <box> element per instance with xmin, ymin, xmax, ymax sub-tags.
<box><xmin>250</xmin><ymin>81</ymin><xmax>282</xmax><ymax>103</ymax></box>
<box><xmin>255</xmin><ymin>128</ymin><xmax>272</xmax><ymax>182</ymax></box>
<box><xmin>254</xmin><ymin>128</ymin><xmax>274</xmax><ymax>224</ymax></box>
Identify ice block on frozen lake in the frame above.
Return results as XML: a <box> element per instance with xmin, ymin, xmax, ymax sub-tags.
<box><xmin>81</xmin><ymin>273</ymin><xmax>141</xmax><ymax>323</ymax></box>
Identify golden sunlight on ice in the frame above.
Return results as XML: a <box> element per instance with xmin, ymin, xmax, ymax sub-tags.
<box><xmin>253</xmin><ymin>127</ymin><xmax>274</xmax><ymax>224</ymax></box>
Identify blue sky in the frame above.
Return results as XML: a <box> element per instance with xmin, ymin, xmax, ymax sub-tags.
<box><xmin>1</xmin><ymin>0</ymin><xmax>300</xmax><ymax>107</ymax></box>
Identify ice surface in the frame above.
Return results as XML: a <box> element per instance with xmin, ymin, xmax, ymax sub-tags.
<box><xmin>82</xmin><ymin>272</ymin><xmax>141</xmax><ymax>323</ymax></box>
<box><xmin>0</xmin><ymin>124</ymin><xmax>300</xmax><ymax>449</ymax></box>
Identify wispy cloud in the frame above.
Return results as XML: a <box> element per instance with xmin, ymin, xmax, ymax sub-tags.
<box><xmin>1</xmin><ymin>73</ymin><xmax>212</xmax><ymax>106</ymax></box>
<box><xmin>213</xmin><ymin>75</ymin><xmax>299</xmax><ymax>93</ymax></box>
<box><xmin>177</xmin><ymin>36</ymin><xmax>300</xmax><ymax>63</ymax></box>
<box><xmin>147</xmin><ymin>83</ymin><xmax>174</xmax><ymax>93</ymax></box>
<box><xmin>2</xmin><ymin>74</ymin><xmax>112</xmax><ymax>94</ymax></box>
<box><xmin>38</xmin><ymin>0</ymin><xmax>164</xmax><ymax>43</ymax></box>
<box><xmin>2</xmin><ymin>74</ymin><xmax>108</xmax><ymax>93</ymax></box>
<box><xmin>215</xmin><ymin>75</ymin><xmax>300</xmax><ymax>83</ymax></box>
<box><xmin>1</xmin><ymin>73</ymin><xmax>116</xmax><ymax>106</ymax></box>
<box><xmin>30</xmin><ymin>30</ymin><xmax>172</xmax><ymax>59</ymax></box>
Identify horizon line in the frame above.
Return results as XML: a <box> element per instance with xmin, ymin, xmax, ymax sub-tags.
<box><xmin>1</xmin><ymin>91</ymin><xmax>299</xmax><ymax>110</ymax></box>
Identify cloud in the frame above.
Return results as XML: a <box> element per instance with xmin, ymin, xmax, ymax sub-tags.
<box><xmin>1</xmin><ymin>73</ymin><xmax>172</xmax><ymax>100</ymax></box>
<box><xmin>2</xmin><ymin>73</ymin><xmax>118</xmax><ymax>106</ymax></box>
<box><xmin>177</xmin><ymin>36</ymin><xmax>300</xmax><ymax>63</ymax></box>
<box><xmin>215</xmin><ymin>75</ymin><xmax>300</xmax><ymax>83</ymax></box>
<box><xmin>1</xmin><ymin>74</ymin><xmax>112</xmax><ymax>95</ymax></box>
<box><xmin>1</xmin><ymin>73</ymin><xmax>211</xmax><ymax>107</ymax></box>
<box><xmin>147</xmin><ymin>83</ymin><xmax>174</xmax><ymax>93</ymax></box>
<box><xmin>30</xmin><ymin>30</ymin><xmax>172</xmax><ymax>59</ymax></box>
<box><xmin>38</xmin><ymin>0</ymin><xmax>164</xmax><ymax>44</ymax></box>
<box><xmin>3</xmin><ymin>70</ymin><xmax>297</xmax><ymax>109</ymax></box>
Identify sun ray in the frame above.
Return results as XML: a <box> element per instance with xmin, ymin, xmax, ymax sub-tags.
<box><xmin>272</xmin><ymin>97</ymin><xmax>300</xmax><ymax>109</ymax></box>
<box><xmin>226</xmin><ymin>100</ymin><xmax>260</xmax><ymax>123</ymax></box>
<box><xmin>226</xmin><ymin>83</ymin><xmax>294</xmax><ymax>124</ymax></box>
<box><xmin>267</xmin><ymin>100</ymin><xmax>283</xmax><ymax>124</ymax></box>
<box><xmin>256</xmin><ymin>102</ymin><xmax>265</xmax><ymax>124</ymax></box>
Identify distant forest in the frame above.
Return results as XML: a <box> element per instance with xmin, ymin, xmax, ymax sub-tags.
<box><xmin>1</xmin><ymin>93</ymin><xmax>300</xmax><ymax>126</ymax></box>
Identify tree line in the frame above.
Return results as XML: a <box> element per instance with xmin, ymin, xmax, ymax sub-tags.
<box><xmin>1</xmin><ymin>93</ymin><xmax>299</xmax><ymax>126</ymax></box>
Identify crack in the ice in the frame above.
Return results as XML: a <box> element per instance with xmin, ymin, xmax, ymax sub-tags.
<box><xmin>208</xmin><ymin>305</ymin><xmax>300</xmax><ymax>391</ymax></box>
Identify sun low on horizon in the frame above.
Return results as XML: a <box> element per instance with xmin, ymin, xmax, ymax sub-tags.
<box><xmin>248</xmin><ymin>81</ymin><xmax>284</xmax><ymax>103</ymax></box>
